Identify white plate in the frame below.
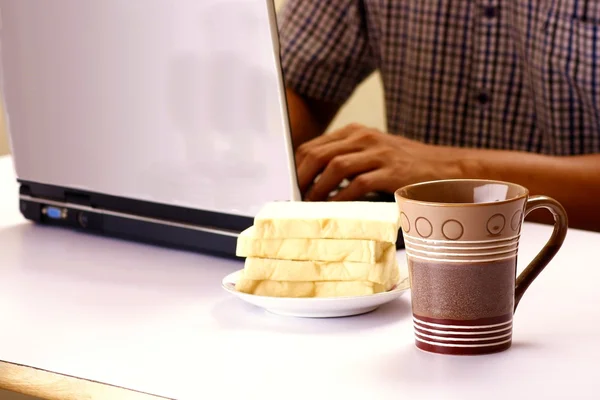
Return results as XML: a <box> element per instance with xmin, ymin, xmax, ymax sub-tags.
<box><xmin>221</xmin><ymin>270</ymin><xmax>410</xmax><ymax>318</ymax></box>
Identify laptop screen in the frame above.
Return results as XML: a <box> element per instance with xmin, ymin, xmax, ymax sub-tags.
<box><xmin>0</xmin><ymin>0</ymin><xmax>300</xmax><ymax>218</ymax></box>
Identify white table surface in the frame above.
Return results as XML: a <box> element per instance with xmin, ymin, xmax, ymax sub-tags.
<box><xmin>0</xmin><ymin>154</ymin><xmax>599</xmax><ymax>400</ymax></box>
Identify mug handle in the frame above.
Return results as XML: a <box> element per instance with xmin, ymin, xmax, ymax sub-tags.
<box><xmin>514</xmin><ymin>195</ymin><xmax>568</xmax><ymax>310</ymax></box>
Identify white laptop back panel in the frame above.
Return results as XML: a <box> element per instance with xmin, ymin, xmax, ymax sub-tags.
<box><xmin>0</xmin><ymin>0</ymin><xmax>299</xmax><ymax>218</ymax></box>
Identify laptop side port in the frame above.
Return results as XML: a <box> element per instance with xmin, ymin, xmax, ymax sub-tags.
<box><xmin>42</xmin><ymin>206</ymin><xmax>67</xmax><ymax>220</ymax></box>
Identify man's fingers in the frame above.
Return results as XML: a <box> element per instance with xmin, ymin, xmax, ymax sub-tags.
<box><xmin>296</xmin><ymin>140</ymin><xmax>363</xmax><ymax>193</ymax></box>
<box><xmin>321</xmin><ymin>123</ymin><xmax>368</xmax><ymax>142</ymax></box>
<box><xmin>304</xmin><ymin>152</ymin><xmax>380</xmax><ymax>201</ymax></box>
<box><xmin>328</xmin><ymin>169</ymin><xmax>390</xmax><ymax>202</ymax></box>
<box><xmin>295</xmin><ymin>123</ymin><xmax>366</xmax><ymax>167</ymax></box>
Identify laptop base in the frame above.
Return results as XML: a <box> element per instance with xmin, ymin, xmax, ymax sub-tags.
<box><xmin>18</xmin><ymin>181</ymin><xmax>251</xmax><ymax>259</ymax></box>
<box><xmin>18</xmin><ymin>182</ymin><xmax>405</xmax><ymax>258</ymax></box>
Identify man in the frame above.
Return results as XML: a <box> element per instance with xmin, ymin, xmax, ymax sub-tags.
<box><xmin>278</xmin><ymin>0</ymin><xmax>600</xmax><ymax>232</ymax></box>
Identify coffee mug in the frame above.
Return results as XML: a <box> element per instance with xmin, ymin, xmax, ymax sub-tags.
<box><xmin>394</xmin><ymin>179</ymin><xmax>568</xmax><ymax>355</ymax></box>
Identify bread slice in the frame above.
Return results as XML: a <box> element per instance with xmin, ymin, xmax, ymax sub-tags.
<box><xmin>252</xmin><ymin>201</ymin><xmax>400</xmax><ymax>242</ymax></box>
<box><xmin>241</xmin><ymin>243</ymin><xmax>398</xmax><ymax>284</ymax></box>
<box><xmin>235</xmin><ymin>278</ymin><xmax>387</xmax><ymax>297</ymax></box>
<box><xmin>236</xmin><ymin>261</ymin><xmax>400</xmax><ymax>298</ymax></box>
<box><xmin>236</xmin><ymin>226</ymin><xmax>392</xmax><ymax>263</ymax></box>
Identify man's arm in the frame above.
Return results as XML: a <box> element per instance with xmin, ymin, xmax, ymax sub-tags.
<box><xmin>294</xmin><ymin>124</ymin><xmax>600</xmax><ymax>232</ymax></box>
<box><xmin>457</xmin><ymin>148</ymin><xmax>600</xmax><ymax>231</ymax></box>
<box><xmin>285</xmin><ymin>88</ymin><xmax>340</xmax><ymax>150</ymax></box>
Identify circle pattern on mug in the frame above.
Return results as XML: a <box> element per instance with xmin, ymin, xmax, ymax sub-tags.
<box><xmin>400</xmin><ymin>212</ymin><xmax>410</xmax><ymax>233</ymax></box>
<box><xmin>487</xmin><ymin>214</ymin><xmax>506</xmax><ymax>236</ymax></box>
<box><xmin>442</xmin><ymin>219</ymin><xmax>464</xmax><ymax>240</ymax></box>
<box><xmin>415</xmin><ymin>217</ymin><xmax>433</xmax><ymax>238</ymax></box>
<box><xmin>511</xmin><ymin>210</ymin><xmax>523</xmax><ymax>231</ymax></box>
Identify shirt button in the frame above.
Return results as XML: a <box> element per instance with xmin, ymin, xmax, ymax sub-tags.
<box><xmin>483</xmin><ymin>6</ymin><xmax>499</xmax><ymax>19</ymax></box>
<box><xmin>477</xmin><ymin>92</ymin><xmax>490</xmax><ymax>105</ymax></box>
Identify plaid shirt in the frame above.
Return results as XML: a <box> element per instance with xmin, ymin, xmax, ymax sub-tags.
<box><xmin>278</xmin><ymin>0</ymin><xmax>600</xmax><ymax>156</ymax></box>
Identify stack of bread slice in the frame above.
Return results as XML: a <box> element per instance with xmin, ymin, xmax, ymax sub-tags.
<box><xmin>235</xmin><ymin>201</ymin><xmax>402</xmax><ymax>298</ymax></box>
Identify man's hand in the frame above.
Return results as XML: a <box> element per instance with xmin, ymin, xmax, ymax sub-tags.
<box><xmin>295</xmin><ymin>123</ymin><xmax>460</xmax><ymax>201</ymax></box>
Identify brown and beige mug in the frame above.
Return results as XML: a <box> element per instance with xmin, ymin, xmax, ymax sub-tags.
<box><xmin>395</xmin><ymin>179</ymin><xmax>568</xmax><ymax>355</ymax></box>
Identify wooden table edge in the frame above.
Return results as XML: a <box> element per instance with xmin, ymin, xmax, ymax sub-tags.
<box><xmin>0</xmin><ymin>360</ymin><xmax>170</xmax><ymax>400</ymax></box>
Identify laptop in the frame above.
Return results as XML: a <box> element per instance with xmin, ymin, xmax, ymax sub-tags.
<box><xmin>0</xmin><ymin>0</ymin><xmax>403</xmax><ymax>257</ymax></box>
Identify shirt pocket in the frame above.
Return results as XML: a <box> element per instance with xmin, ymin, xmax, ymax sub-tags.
<box><xmin>533</xmin><ymin>3</ymin><xmax>600</xmax><ymax>155</ymax></box>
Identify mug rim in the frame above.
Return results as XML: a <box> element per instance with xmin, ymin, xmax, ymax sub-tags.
<box><xmin>394</xmin><ymin>179</ymin><xmax>529</xmax><ymax>207</ymax></box>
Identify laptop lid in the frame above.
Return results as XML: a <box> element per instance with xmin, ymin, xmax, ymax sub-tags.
<box><xmin>0</xmin><ymin>0</ymin><xmax>300</xmax><ymax>219</ymax></box>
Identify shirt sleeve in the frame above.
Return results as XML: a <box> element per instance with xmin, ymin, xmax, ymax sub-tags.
<box><xmin>277</xmin><ymin>0</ymin><xmax>376</xmax><ymax>105</ymax></box>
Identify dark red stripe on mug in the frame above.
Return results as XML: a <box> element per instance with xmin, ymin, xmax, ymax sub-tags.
<box><xmin>414</xmin><ymin>313</ymin><xmax>513</xmax><ymax>326</ymax></box>
<box><xmin>416</xmin><ymin>339</ymin><xmax>512</xmax><ymax>356</ymax></box>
